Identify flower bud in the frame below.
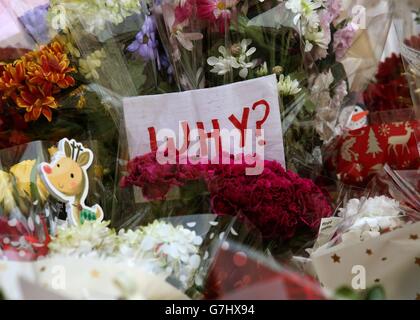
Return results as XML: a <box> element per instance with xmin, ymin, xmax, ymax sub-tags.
<box><xmin>272</xmin><ymin>65</ymin><xmax>283</xmax><ymax>75</ymax></box>
<box><xmin>230</xmin><ymin>43</ymin><xmax>242</xmax><ymax>56</ymax></box>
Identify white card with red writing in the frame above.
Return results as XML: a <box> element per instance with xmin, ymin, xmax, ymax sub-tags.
<box><xmin>122</xmin><ymin>75</ymin><xmax>285</xmax><ymax>166</ymax></box>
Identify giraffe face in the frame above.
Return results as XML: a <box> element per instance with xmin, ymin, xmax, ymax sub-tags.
<box><xmin>42</xmin><ymin>157</ymin><xmax>84</xmax><ymax>196</ymax></box>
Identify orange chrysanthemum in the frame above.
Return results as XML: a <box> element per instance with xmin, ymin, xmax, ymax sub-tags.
<box><xmin>26</xmin><ymin>42</ymin><xmax>76</xmax><ymax>90</ymax></box>
<box><xmin>16</xmin><ymin>85</ymin><xmax>58</xmax><ymax>122</ymax></box>
<box><xmin>0</xmin><ymin>41</ymin><xmax>75</xmax><ymax>122</ymax></box>
<box><xmin>0</xmin><ymin>61</ymin><xmax>26</xmax><ymax>97</ymax></box>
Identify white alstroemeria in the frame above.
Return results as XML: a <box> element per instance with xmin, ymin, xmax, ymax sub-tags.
<box><xmin>277</xmin><ymin>74</ymin><xmax>302</xmax><ymax>96</ymax></box>
<box><xmin>285</xmin><ymin>0</ymin><xmax>323</xmax><ymax>25</ymax></box>
<box><xmin>338</xmin><ymin>196</ymin><xmax>404</xmax><ymax>243</ymax></box>
<box><xmin>207</xmin><ymin>45</ymin><xmax>240</xmax><ymax>75</ymax></box>
<box><xmin>256</xmin><ymin>62</ymin><xmax>268</xmax><ymax>77</ymax></box>
<box><xmin>207</xmin><ymin>39</ymin><xmax>256</xmax><ymax>79</ymax></box>
<box><xmin>237</xmin><ymin>39</ymin><xmax>257</xmax><ymax>78</ymax></box>
<box><xmin>305</xmin><ymin>28</ymin><xmax>329</xmax><ymax>51</ymax></box>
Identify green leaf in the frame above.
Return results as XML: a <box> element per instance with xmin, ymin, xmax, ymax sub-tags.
<box><xmin>365</xmin><ymin>286</ymin><xmax>386</xmax><ymax>300</ymax></box>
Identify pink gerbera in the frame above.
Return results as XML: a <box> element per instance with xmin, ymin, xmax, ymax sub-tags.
<box><xmin>196</xmin><ymin>0</ymin><xmax>237</xmax><ymax>32</ymax></box>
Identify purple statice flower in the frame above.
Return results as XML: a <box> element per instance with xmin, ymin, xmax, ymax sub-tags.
<box><xmin>127</xmin><ymin>15</ymin><xmax>158</xmax><ymax>61</ymax></box>
<box><xmin>19</xmin><ymin>4</ymin><xmax>50</xmax><ymax>44</ymax></box>
<box><xmin>333</xmin><ymin>22</ymin><xmax>358</xmax><ymax>60</ymax></box>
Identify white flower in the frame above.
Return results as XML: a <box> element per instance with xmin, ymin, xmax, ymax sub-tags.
<box><xmin>285</xmin><ymin>0</ymin><xmax>323</xmax><ymax>25</ymax></box>
<box><xmin>78</xmin><ymin>49</ymin><xmax>106</xmax><ymax>80</ymax></box>
<box><xmin>285</xmin><ymin>0</ymin><xmax>326</xmax><ymax>52</ymax></box>
<box><xmin>48</xmin><ymin>219</ymin><xmax>204</xmax><ymax>291</ymax></box>
<box><xmin>277</xmin><ymin>74</ymin><xmax>302</xmax><ymax>96</ymax></box>
<box><xmin>133</xmin><ymin>220</ymin><xmax>203</xmax><ymax>290</ymax></box>
<box><xmin>48</xmin><ymin>220</ymin><xmax>118</xmax><ymax>258</ymax></box>
<box><xmin>207</xmin><ymin>39</ymin><xmax>256</xmax><ymax>79</ymax></box>
<box><xmin>256</xmin><ymin>62</ymin><xmax>268</xmax><ymax>77</ymax></box>
<box><xmin>237</xmin><ymin>39</ymin><xmax>257</xmax><ymax>78</ymax></box>
<box><xmin>48</xmin><ymin>0</ymin><xmax>141</xmax><ymax>34</ymax></box>
<box><xmin>338</xmin><ymin>196</ymin><xmax>404</xmax><ymax>243</ymax></box>
<box><xmin>305</xmin><ymin>29</ymin><xmax>329</xmax><ymax>50</ymax></box>
<box><xmin>207</xmin><ymin>46</ymin><xmax>239</xmax><ymax>75</ymax></box>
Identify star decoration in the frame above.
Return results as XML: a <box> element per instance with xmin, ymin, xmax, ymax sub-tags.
<box><xmin>90</xmin><ymin>269</ymin><xmax>100</xmax><ymax>278</ymax></box>
<box><xmin>410</xmin><ymin>234</ymin><xmax>418</xmax><ymax>240</ymax></box>
<box><xmin>331</xmin><ymin>254</ymin><xmax>341</xmax><ymax>263</ymax></box>
<box><xmin>415</xmin><ymin>257</ymin><xmax>420</xmax><ymax>267</ymax></box>
<box><xmin>366</xmin><ymin>249</ymin><xmax>373</xmax><ymax>255</ymax></box>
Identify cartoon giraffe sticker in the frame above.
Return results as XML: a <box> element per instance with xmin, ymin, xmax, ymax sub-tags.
<box><xmin>38</xmin><ymin>138</ymin><xmax>104</xmax><ymax>225</ymax></box>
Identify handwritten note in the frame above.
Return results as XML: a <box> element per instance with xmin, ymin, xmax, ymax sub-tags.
<box><xmin>123</xmin><ymin>75</ymin><xmax>285</xmax><ymax>166</ymax></box>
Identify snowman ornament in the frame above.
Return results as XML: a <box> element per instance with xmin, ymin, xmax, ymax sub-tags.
<box><xmin>338</xmin><ymin>105</ymin><xmax>369</xmax><ymax>131</ymax></box>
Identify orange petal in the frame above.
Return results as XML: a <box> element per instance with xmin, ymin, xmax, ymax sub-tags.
<box><xmin>42</xmin><ymin>107</ymin><xmax>53</xmax><ymax>122</ymax></box>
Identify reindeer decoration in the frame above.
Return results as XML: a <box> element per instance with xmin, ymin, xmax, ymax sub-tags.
<box><xmin>387</xmin><ymin>122</ymin><xmax>414</xmax><ymax>155</ymax></box>
<box><xmin>39</xmin><ymin>138</ymin><xmax>104</xmax><ymax>225</ymax></box>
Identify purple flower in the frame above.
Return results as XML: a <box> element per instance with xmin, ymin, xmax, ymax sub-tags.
<box><xmin>333</xmin><ymin>22</ymin><xmax>358</xmax><ymax>60</ymax></box>
<box><xmin>158</xmin><ymin>51</ymin><xmax>174</xmax><ymax>81</ymax></box>
<box><xmin>19</xmin><ymin>4</ymin><xmax>49</xmax><ymax>44</ymax></box>
<box><xmin>127</xmin><ymin>15</ymin><xmax>158</xmax><ymax>61</ymax></box>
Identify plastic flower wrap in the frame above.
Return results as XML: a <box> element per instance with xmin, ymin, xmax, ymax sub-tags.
<box><xmin>204</xmin><ymin>241</ymin><xmax>326</xmax><ymax>299</ymax></box>
<box><xmin>48</xmin><ymin>0</ymin><xmax>141</xmax><ymax>35</ymax></box>
<box><xmin>336</xmin><ymin>196</ymin><xmax>405</xmax><ymax>243</ymax></box>
<box><xmin>0</xmin><ymin>41</ymin><xmax>75</xmax><ymax>122</ymax></box>
<box><xmin>394</xmin><ymin>0</ymin><xmax>420</xmax><ymax>118</ymax></box>
<box><xmin>363</xmin><ymin>53</ymin><xmax>414</xmax><ymax>113</ymax></box>
<box><xmin>151</xmin><ymin>0</ymin><xmax>395</xmax><ymax>178</ymax></box>
<box><xmin>0</xmin><ymin>141</ymin><xmax>55</xmax><ymax>261</ymax></box>
<box><xmin>310</xmin><ymin>165</ymin><xmax>420</xmax><ymax>299</ymax></box>
<box><xmin>48</xmin><ymin>219</ymin><xmax>201</xmax><ymax>291</ymax></box>
<box><xmin>47</xmin><ymin>213</ymin><xmax>262</xmax><ymax>296</ymax></box>
<box><xmin>119</xmin><ymin>152</ymin><xmax>333</xmax><ymax>255</ymax></box>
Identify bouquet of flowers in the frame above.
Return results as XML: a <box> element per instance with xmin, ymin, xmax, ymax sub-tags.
<box><xmin>310</xmin><ymin>165</ymin><xmax>420</xmax><ymax>299</ymax></box>
<box><xmin>1</xmin><ymin>0</ymin><xmax>418</xmax><ymax>302</ymax></box>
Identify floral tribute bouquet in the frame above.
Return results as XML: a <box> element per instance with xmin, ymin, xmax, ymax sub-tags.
<box><xmin>310</xmin><ymin>165</ymin><xmax>420</xmax><ymax>300</ymax></box>
<box><xmin>119</xmin><ymin>151</ymin><xmax>333</xmax><ymax>255</ymax></box>
<box><xmin>1</xmin><ymin>0</ymin><xmax>418</xmax><ymax>302</ymax></box>
<box><xmin>394</xmin><ymin>0</ymin><xmax>420</xmax><ymax>118</ymax></box>
<box><xmin>151</xmin><ymin>0</ymin><xmax>385</xmax><ymax>172</ymax></box>
<box><xmin>0</xmin><ymin>5</ymin><xmax>124</xmax><ymax>219</ymax></box>
<box><xmin>0</xmin><ymin>141</ymin><xmax>54</xmax><ymax>261</ymax></box>
<box><xmin>204</xmin><ymin>241</ymin><xmax>326</xmax><ymax>299</ymax></box>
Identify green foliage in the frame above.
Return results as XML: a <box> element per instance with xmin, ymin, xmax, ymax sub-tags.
<box><xmin>335</xmin><ymin>285</ymin><xmax>386</xmax><ymax>300</ymax></box>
